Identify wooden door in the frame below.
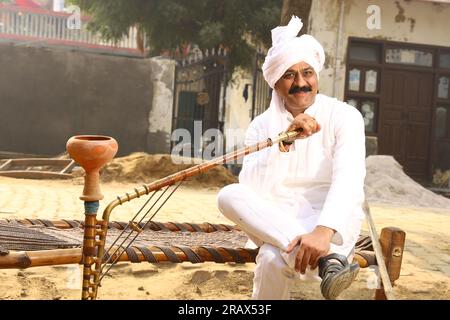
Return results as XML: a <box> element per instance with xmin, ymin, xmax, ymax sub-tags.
<box><xmin>379</xmin><ymin>70</ymin><xmax>434</xmax><ymax>179</ymax></box>
<box><xmin>175</xmin><ymin>91</ymin><xmax>205</xmax><ymax>156</ymax></box>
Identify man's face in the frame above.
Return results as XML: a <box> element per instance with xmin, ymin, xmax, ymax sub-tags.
<box><xmin>274</xmin><ymin>61</ymin><xmax>318</xmax><ymax>113</ymax></box>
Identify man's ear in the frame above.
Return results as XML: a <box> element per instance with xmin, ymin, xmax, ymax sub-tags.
<box><xmin>274</xmin><ymin>80</ymin><xmax>281</xmax><ymax>91</ymax></box>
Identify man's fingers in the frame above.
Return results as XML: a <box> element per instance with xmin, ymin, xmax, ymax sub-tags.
<box><xmin>286</xmin><ymin>236</ymin><xmax>301</xmax><ymax>253</ymax></box>
<box><xmin>292</xmin><ymin>122</ymin><xmax>319</xmax><ymax>137</ymax></box>
<box><xmin>285</xmin><ymin>115</ymin><xmax>321</xmax><ymax>141</ymax></box>
<box><xmin>295</xmin><ymin>246</ymin><xmax>305</xmax><ymax>272</ymax></box>
<box><xmin>310</xmin><ymin>119</ymin><xmax>321</xmax><ymax>134</ymax></box>
<box><xmin>300</xmin><ymin>251</ymin><xmax>311</xmax><ymax>274</ymax></box>
<box><xmin>310</xmin><ymin>254</ymin><xmax>320</xmax><ymax>270</ymax></box>
<box><xmin>292</xmin><ymin>124</ymin><xmax>312</xmax><ymax>137</ymax></box>
<box><xmin>287</xmin><ymin>124</ymin><xmax>304</xmax><ymax>134</ymax></box>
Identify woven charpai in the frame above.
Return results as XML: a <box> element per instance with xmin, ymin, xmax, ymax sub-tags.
<box><xmin>0</xmin><ymin>219</ymin><xmax>373</xmax><ymax>266</ymax></box>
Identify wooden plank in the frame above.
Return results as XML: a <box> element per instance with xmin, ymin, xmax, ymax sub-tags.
<box><xmin>0</xmin><ymin>171</ymin><xmax>73</xmax><ymax>179</ymax></box>
<box><xmin>0</xmin><ymin>159</ymin><xmax>76</xmax><ymax>179</ymax></box>
<box><xmin>375</xmin><ymin>227</ymin><xmax>406</xmax><ymax>300</ymax></box>
<box><xmin>0</xmin><ymin>248</ymin><xmax>82</xmax><ymax>269</ymax></box>
<box><xmin>0</xmin><ymin>159</ymin><xmax>12</xmax><ymax>170</ymax></box>
<box><xmin>5</xmin><ymin>158</ymin><xmax>73</xmax><ymax>168</ymax></box>
<box><xmin>59</xmin><ymin>159</ymin><xmax>76</xmax><ymax>174</ymax></box>
<box><xmin>0</xmin><ymin>151</ymin><xmax>50</xmax><ymax>159</ymax></box>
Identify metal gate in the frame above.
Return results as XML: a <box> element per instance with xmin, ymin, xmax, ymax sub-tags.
<box><xmin>251</xmin><ymin>52</ymin><xmax>272</xmax><ymax>119</ymax></box>
<box><xmin>171</xmin><ymin>49</ymin><xmax>228</xmax><ymax>159</ymax></box>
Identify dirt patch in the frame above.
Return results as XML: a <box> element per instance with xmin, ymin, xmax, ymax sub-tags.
<box><xmin>73</xmin><ymin>153</ymin><xmax>237</xmax><ymax>188</ymax></box>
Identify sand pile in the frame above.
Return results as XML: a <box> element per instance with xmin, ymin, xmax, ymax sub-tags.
<box><xmin>95</xmin><ymin>153</ymin><xmax>237</xmax><ymax>188</ymax></box>
<box><xmin>365</xmin><ymin>155</ymin><xmax>450</xmax><ymax>209</ymax></box>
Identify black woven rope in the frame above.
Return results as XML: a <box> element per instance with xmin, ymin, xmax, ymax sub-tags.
<box><xmin>222</xmin><ymin>247</ymin><xmax>245</xmax><ymax>264</ymax></box>
<box><xmin>355</xmin><ymin>235</ymin><xmax>373</xmax><ymax>251</ymax></box>
<box><xmin>6</xmin><ymin>219</ymin><xmax>239</xmax><ymax>233</ymax></box>
<box><xmin>125</xmin><ymin>247</ymin><xmax>140</xmax><ymax>263</ymax></box>
<box><xmin>38</xmin><ymin>219</ymin><xmax>55</xmax><ymax>228</ymax></box>
<box><xmin>200</xmin><ymin>246</ymin><xmax>225</xmax><ymax>263</ymax></box>
<box><xmin>154</xmin><ymin>222</ymin><xmax>170</xmax><ymax>231</ymax></box>
<box><xmin>0</xmin><ymin>221</ymin><xmax>80</xmax><ymax>251</ymax></box>
<box><xmin>154</xmin><ymin>246</ymin><xmax>182</xmax><ymax>263</ymax></box>
<box><xmin>173</xmin><ymin>223</ymin><xmax>189</xmax><ymax>232</ymax></box>
<box><xmin>175</xmin><ymin>246</ymin><xmax>202</xmax><ymax>263</ymax></box>
<box><xmin>189</xmin><ymin>223</ymin><xmax>204</xmax><ymax>232</ymax></box>
<box><xmin>135</xmin><ymin>246</ymin><xmax>158</xmax><ymax>263</ymax></box>
<box><xmin>27</xmin><ymin>219</ymin><xmax>41</xmax><ymax>226</ymax></box>
<box><xmin>62</xmin><ymin>219</ymin><xmax>81</xmax><ymax>228</ymax></box>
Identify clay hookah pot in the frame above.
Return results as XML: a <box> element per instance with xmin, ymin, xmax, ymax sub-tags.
<box><xmin>66</xmin><ymin>135</ymin><xmax>118</xmax><ymax>202</ymax></box>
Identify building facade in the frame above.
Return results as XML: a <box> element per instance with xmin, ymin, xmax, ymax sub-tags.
<box><xmin>305</xmin><ymin>0</ymin><xmax>450</xmax><ymax>181</ymax></box>
<box><xmin>223</xmin><ymin>0</ymin><xmax>450</xmax><ymax>181</ymax></box>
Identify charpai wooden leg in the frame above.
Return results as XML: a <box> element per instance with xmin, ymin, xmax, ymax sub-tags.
<box><xmin>375</xmin><ymin>227</ymin><xmax>406</xmax><ymax>300</ymax></box>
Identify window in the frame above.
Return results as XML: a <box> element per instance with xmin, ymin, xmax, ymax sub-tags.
<box><xmin>347</xmin><ymin>68</ymin><xmax>378</xmax><ymax>94</ymax></box>
<box><xmin>348</xmin><ymin>68</ymin><xmax>361</xmax><ymax>91</ymax></box>
<box><xmin>346</xmin><ymin>41</ymin><xmax>382</xmax><ymax>135</ymax></box>
<box><xmin>386</xmin><ymin>48</ymin><xmax>433</xmax><ymax>67</ymax></box>
<box><xmin>438</xmin><ymin>76</ymin><xmax>449</xmax><ymax>99</ymax></box>
<box><xmin>365</xmin><ymin>69</ymin><xmax>378</xmax><ymax>93</ymax></box>
<box><xmin>436</xmin><ymin>106</ymin><xmax>448</xmax><ymax>139</ymax></box>
<box><xmin>360</xmin><ymin>100</ymin><xmax>377</xmax><ymax>133</ymax></box>
<box><xmin>346</xmin><ymin>98</ymin><xmax>377</xmax><ymax>134</ymax></box>
<box><xmin>349</xmin><ymin>43</ymin><xmax>380</xmax><ymax>62</ymax></box>
<box><xmin>439</xmin><ymin>53</ymin><xmax>450</xmax><ymax>69</ymax></box>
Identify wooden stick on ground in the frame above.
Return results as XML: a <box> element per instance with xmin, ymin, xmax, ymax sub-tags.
<box><xmin>363</xmin><ymin>200</ymin><xmax>396</xmax><ymax>300</ymax></box>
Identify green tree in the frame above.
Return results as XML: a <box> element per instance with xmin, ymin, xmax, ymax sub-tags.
<box><xmin>280</xmin><ymin>0</ymin><xmax>312</xmax><ymax>32</ymax></box>
<box><xmin>70</xmin><ymin>0</ymin><xmax>281</xmax><ymax>73</ymax></box>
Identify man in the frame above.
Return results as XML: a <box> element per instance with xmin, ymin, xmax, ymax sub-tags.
<box><xmin>217</xmin><ymin>16</ymin><xmax>366</xmax><ymax>300</ymax></box>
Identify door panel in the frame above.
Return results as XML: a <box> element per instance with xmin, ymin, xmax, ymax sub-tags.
<box><xmin>176</xmin><ymin>91</ymin><xmax>204</xmax><ymax>157</ymax></box>
<box><xmin>379</xmin><ymin>121</ymin><xmax>406</xmax><ymax>162</ymax></box>
<box><xmin>379</xmin><ymin>70</ymin><xmax>433</xmax><ymax>179</ymax></box>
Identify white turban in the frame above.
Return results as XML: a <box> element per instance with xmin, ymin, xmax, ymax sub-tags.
<box><xmin>262</xmin><ymin>16</ymin><xmax>325</xmax><ymax>88</ymax></box>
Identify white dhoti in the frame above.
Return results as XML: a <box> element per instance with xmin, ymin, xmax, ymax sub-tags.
<box><xmin>217</xmin><ymin>183</ymin><xmax>357</xmax><ymax>300</ymax></box>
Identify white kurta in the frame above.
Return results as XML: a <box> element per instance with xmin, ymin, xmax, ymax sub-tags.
<box><xmin>238</xmin><ymin>93</ymin><xmax>366</xmax><ymax>255</ymax></box>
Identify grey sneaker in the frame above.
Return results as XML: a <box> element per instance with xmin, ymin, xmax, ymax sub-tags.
<box><xmin>318</xmin><ymin>253</ymin><xmax>360</xmax><ymax>300</ymax></box>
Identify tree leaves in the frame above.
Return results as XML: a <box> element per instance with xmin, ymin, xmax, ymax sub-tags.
<box><xmin>70</xmin><ymin>0</ymin><xmax>281</xmax><ymax>73</ymax></box>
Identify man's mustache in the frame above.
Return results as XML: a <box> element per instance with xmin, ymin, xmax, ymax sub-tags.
<box><xmin>289</xmin><ymin>86</ymin><xmax>312</xmax><ymax>94</ymax></box>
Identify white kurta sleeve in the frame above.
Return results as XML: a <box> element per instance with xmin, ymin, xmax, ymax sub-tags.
<box><xmin>317</xmin><ymin>105</ymin><xmax>366</xmax><ymax>245</ymax></box>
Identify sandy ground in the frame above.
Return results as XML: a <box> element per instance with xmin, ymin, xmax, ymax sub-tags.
<box><xmin>0</xmin><ymin>176</ymin><xmax>449</xmax><ymax>300</ymax></box>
